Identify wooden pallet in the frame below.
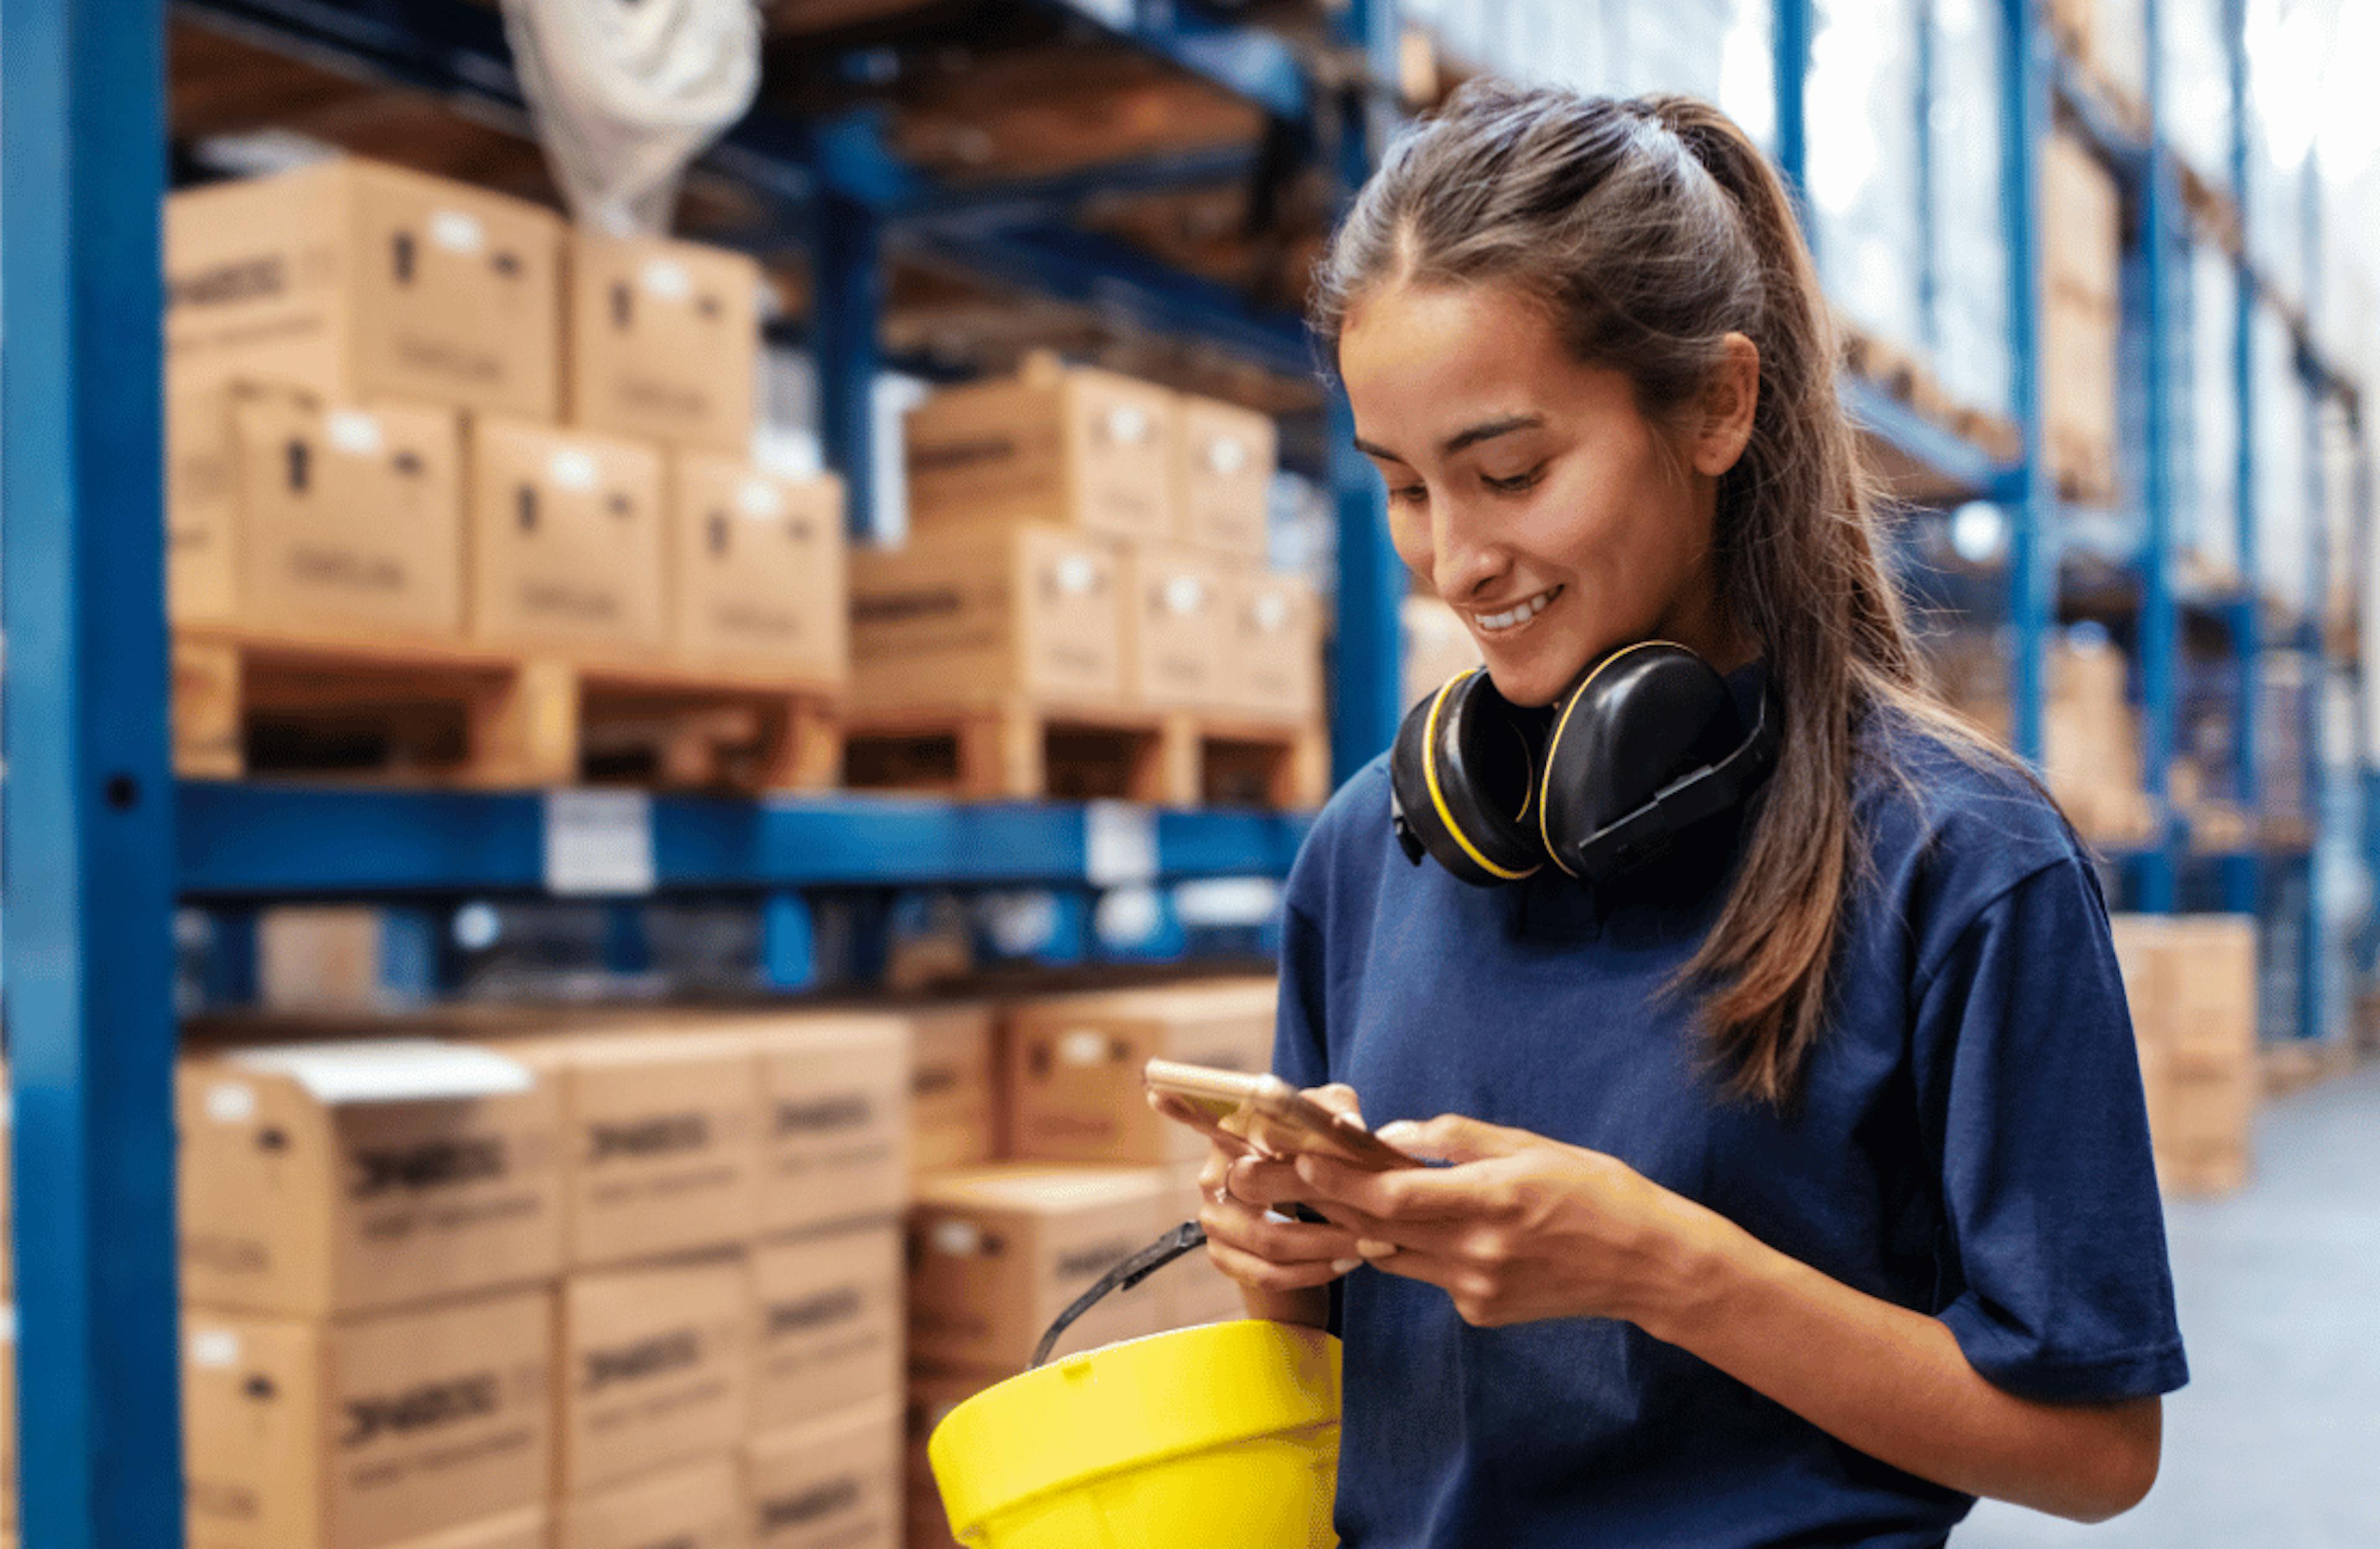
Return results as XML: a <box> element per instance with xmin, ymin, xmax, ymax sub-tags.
<box><xmin>843</xmin><ymin>698</ymin><xmax>1327</xmax><ymax>810</ymax></box>
<box><xmin>173</xmin><ymin>624</ymin><xmax>842</xmax><ymax>792</ymax></box>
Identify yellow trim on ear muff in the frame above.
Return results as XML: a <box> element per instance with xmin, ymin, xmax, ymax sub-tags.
<box><xmin>1424</xmin><ymin>669</ymin><xmax>1540</xmax><ymax>882</ymax></box>
<box><xmin>1537</xmin><ymin>640</ymin><xmax>1686</xmax><ymax>876</ymax></box>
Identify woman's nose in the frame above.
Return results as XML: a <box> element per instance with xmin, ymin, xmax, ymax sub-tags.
<box><xmin>1434</xmin><ymin>514</ymin><xmax>1508</xmax><ymax>602</ymax></box>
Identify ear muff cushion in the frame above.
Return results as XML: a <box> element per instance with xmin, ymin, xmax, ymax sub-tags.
<box><xmin>1538</xmin><ymin>643</ymin><xmax>1745</xmax><ymax>878</ymax></box>
<box><xmin>1388</xmin><ymin>670</ymin><xmax>1546</xmax><ymax>886</ymax></box>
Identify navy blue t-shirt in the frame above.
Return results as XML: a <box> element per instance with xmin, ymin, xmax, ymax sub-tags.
<box><xmin>1274</xmin><ymin>700</ymin><xmax>2187</xmax><ymax>1548</ymax></box>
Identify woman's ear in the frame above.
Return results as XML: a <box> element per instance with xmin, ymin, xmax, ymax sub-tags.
<box><xmin>1693</xmin><ymin>333</ymin><xmax>1761</xmax><ymax>478</ymax></box>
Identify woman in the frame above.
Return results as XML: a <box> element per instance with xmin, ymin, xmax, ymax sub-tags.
<box><xmin>1157</xmin><ymin>84</ymin><xmax>2184</xmax><ymax>1545</ymax></box>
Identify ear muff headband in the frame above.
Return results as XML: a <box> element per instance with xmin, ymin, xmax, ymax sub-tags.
<box><xmin>1424</xmin><ymin>669</ymin><xmax>1541</xmax><ymax>883</ymax></box>
<box><xmin>1537</xmin><ymin>640</ymin><xmax>1679</xmax><ymax>876</ymax></box>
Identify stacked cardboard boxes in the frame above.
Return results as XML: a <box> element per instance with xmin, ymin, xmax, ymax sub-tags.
<box><xmin>2110</xmin><ymin>915</ymin><xmax>2260</xmax><ymax>1194</ymax></box>
<box><xmin>177</xmin><ymin>1010</ymin><xmax>912</xmax><ymax>1549</ymax></box>
<box><xmin>162</xmin><ymin>155</ymin><xmax>846</xmax><ymax>702</ymax></box>
<box><xmin>2042</xmin><ymin>633</ymin><xmax>2157</xmax><ymax>844</ymax></box>
<box><xmin>2040</xmin><ymin>131</ymin><xmax>2123</xmax><ymax>505</ymax></box>
<box><xmin>854</xmin><ymin>353</ymin><xmax>1321</xmax><ymax>746</ymax></box>
<box><xmin>901</xmin><ymin>978</ymin><xmax>1276</xmax><ymax>1547</ymax></box>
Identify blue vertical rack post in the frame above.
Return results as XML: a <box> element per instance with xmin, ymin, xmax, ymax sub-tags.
<box><xmin>1773</xmin><ymin>0</ymin><xmax>1812</xmax><ymax>234</ymax></box>
<box><xmin>1999</xmin><ymin>0</ymin><xmax>2053</xmax><ymax>766</ymax></box>
<box><xmin>2</xmin><ymin>2</ymin><xmax>188</xmax><ymax>1546</ymax></box>
<box><xmin>2135</xmin><ymin>0</ymin><xmax>2180</xmax><ymax>912</ymax></box>
<box><xmin>2223</xmin><ymin>0</ymin><xmax>2262</xmax><ymax>917</ymax></box>
<box><xmin>1327</xmin><ymin>0</ymin><xmax>1406</xmax><ymax>784</ymax></box>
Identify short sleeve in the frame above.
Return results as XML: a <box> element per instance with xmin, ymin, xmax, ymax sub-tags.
<box><xmin>1912</xmin><ymin>856</ymin><xmax>2189</xmax><ymax>1402</ymax></box>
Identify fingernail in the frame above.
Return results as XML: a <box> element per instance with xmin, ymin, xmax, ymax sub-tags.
<box><xmin>1331</xmin><ymin>1258</ymin><xmax>1362</xmax><ymax>1275</ymax></box>
<box><xmin>1357</xmin><ymin>1238</ymin><xmax>1398</xmax><ymax>1258</ymax></box>
<box><xmin>1376</xmin><ymin>1121</ymin><xmax>1417</xmax><ymax>1144</ymax></box>
<box><xmin>1341</xmin><ymin>1109</ymin><xmax>1367</xmax><ymax>1131</ymax></box>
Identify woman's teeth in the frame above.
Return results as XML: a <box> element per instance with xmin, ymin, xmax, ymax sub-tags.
<box><xmin>1476</xmin><ymin>588</ymin><xmax>1560</xmax><ymax>633</ymax></box>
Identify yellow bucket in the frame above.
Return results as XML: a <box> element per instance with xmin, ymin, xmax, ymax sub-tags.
<box><xmin>927</xmin><ymin>1319</ymin><xmax>1342</xmax><ymax>1549</ymax></box>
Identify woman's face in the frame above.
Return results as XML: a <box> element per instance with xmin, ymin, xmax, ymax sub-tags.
<box><xmin>1339</xmin><ymin>278</ymin><xmax>1753</xmax><ymax>707</ymax></box>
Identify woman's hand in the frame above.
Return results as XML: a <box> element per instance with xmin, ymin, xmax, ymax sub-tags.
<box><xmin>1147</xmin><ymin>1083</ymin><xmax>1373</xmax><ymax>1313</ymax></box>
<box><xmin>1290</xmin><ymin>1112</ymin><xmax>1721</xmax><ymax>1331</ymax></box>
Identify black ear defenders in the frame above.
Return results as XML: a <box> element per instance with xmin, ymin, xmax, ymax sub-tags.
<box><xmin>1388</xmin><ymin>642</ymin><xmax>1781</xmax><ymax>888</ymax></box>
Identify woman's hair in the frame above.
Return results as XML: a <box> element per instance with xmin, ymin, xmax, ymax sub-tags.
<box><xmin>1312</xmin><ymin>81</ymin><xmax>2011</xmax><ymax>1105</ymax></box>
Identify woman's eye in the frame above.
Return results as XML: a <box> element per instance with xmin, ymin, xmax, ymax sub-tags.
<box><xmin>1389</xmin><ymin>482</ymin><xmax>1428</xmax><ymax>506</ymax></box>
<box><xmin>1482</xmin><ymin>466</ymin><xmax>1544</xmax><ymax>495</ymax></box>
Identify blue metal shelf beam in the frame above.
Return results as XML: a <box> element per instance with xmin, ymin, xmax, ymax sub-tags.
<box><xmin>177</xmin><ymin>783</ymin><xmax>1313</xmax><ymax>898</ymax></box>
<box><xmin>2000</xmin><ymin>0</ymin><xmax>2055</xmax><ymax>766</ymax></box>
<box><xmin>2</xmin><ymin>1</ymin><xmax>187</xmax><ymax>1544</ymax></box>
<box><xmin>2134</xmin><ymin>0</ymin><xmax>2180</xmax><ymax>912</ymax></box>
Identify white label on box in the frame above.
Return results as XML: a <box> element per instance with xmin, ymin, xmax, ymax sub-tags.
<box><xmin>549</xmin><ymin>449</ymin><xmax>601</xmax><ymax>490</ymax></box>
<box><xmin>1103</xmin><ymin>404</ymin><xmax>1152</xmax><ymax>445</ymax></box>
<box><xmin>641</xmin><ymin>257</ymin><xmax>692</xmax><ymax>301</ymax></box>
<box><xmin>1085</xmin><ymin>801</ymin><xmax>1157</xmax><ymax>887</ymax></box>
<box><xmin>1052</xmin><ymin>554</ymin><xmax>1098</xmax><ymax>597</ymax></box>
<box><xmin>204</xmin><ymin>1082</ymin><xmax>258</xmax><ymax>1124</ymax></box>
<box><xmin>544</xmin><ymin>789</ymin><xmax>656</xmax><ymax>896</ymax></box>
<box><xmin>188</xmin><ymin>1328</ymin><xmax>242</xmax><ymax>1369</ymax></box>
<box><xmin>930</xmin><ymin>1219</ymin><xmax>982</xmax><ymax>1257</ymax></box>
<box><xmin>326</xmin><ymin>410</ymin><xmax>384</xmax><ymax>457</ymax></box>
<box><xmin>738</xmin><ymin>477</ymin><xmax>785</xmax><ymax>521</ymax></box>
<box><xmin>227</xmin><ymin>1039</ymin><xmax>536</xmax><ymax>1105</ymax></box>
<box><xmin>1058</xmin><ymin>1029</ymin><xmax>1110</xmax><ymax>1067</ymax></box>
<box><xmin>429</xmin><ymin>209</ymin><xmax>485</xmax><ymax>255</ymax></box>
<box><xmin>1205</xmin><ymin>436</ymin><xmax>1249</xmax><ymax>476</ymax></box>
<box><xmin>1161</xmin><ymin>575</ymin><xmax>1206</xmax><ymax>615</ymax></box>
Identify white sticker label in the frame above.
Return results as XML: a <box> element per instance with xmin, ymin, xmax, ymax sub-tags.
<box><xmin>930</xmin><ymin>1219</ymin><xmax>982</xmax><ymax>1257</ymax></box>
<box><xmin>428</xmin><ymin>209</ymin><xmax>485</xmax><ymax>255</ymax></box>
<box><xmin>549</xmin><ymin>449</ymin><xmax>601</xmax><ymax>491</ymax></box>
<box><xmin>1103</xmin><ymin>404</ymin><xmax>1151</xmax><ymax>444</ymax></box>
<box><xmin>1052</xmin><ymin>554</ymin><xmax>1098</xmax><ymax>596</ymax></box>
<box><xmin>205</xmin><ymin>1082</ymin><xmax>258</xmax><ymax>1124</ymax></box>
<box><xmin>1253</xmin><ymin>592</ymin><xmax>1292</xmax><ymax>631</ymax></box>
<box><xmin>1058</xmin><ymin>1029</ymin><xmax>1111</xmax><ymax>1067</ymax></box>
<box><xmin>188</xmin><ymin>1328</ymin><xmax>242</xmax><ymax>1369</ymax></box>
<box><xmin>641</xmin><ymin>257</ymin><xmax>692</xmax><ymax>301</ymax></box>
<box><xmin>737</xmin><ymin>478</ymin><xmax>785</xmax><ymax>521</ymax></box>
<box><xmin>1085</xmin><ymin>801</ymin><xmax>1157</xmax><ymax>887</ymax></box>
<box><xmin>1205</xmin><ymin>436</ymin><xmax>1249</xmax><ymax>475</ymax></box>
<box><xmin>1161</xmin><ymin>575</ymin><xmax>1206</xmax><ymax>615</ymax></box>
<box><xmin>544</xmin><ymin>789</ymin><xmax>655</xmax><ymax>897</ymax></box>
<box><xmin>1094</xmin><ymin>885</ymin><xmax>1164</xmax><ymax>948</ymax></box>
<box><xmin>325</xmin><ymin>410</ymin><xmax>384</xmax><ymax>457</ymax></box>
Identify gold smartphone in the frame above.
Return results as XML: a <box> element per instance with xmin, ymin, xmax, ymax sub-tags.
<box><xmin>1143</xmin><ymin>1058</ymin><xmax>1421</xmax><ymax>1172</ymax></box>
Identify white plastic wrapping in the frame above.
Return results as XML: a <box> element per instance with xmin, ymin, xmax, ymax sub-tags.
<box><xmin>2251</xmin><ymin>302</ymin><xmax>2311</xmax><ymax>606</ymax></box>
<box><xmin>1808</xmin><ymin>0</ymin><xmax>1926</xmax><ymax>350</ymax></box>
<box><xmin>2184</xmin><ymin>245</ymin><xmax>2242</xmax><ymax>576</ymax></box>
<box><xmin>1929</xmin><ymin>0</ymin><xmax>2012</xmax><ymax>413</ymax></box>
<box><xmin>2160</xmin><ymin>0</ymin><xmax>2235</xmax><ymax>182</ymax></box>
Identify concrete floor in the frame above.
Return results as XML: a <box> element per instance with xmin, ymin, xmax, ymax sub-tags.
<box><xmin>1960</xmin><ymin>1062</ymin><xmax>2380</xmax><ymax>1548</ymax></box>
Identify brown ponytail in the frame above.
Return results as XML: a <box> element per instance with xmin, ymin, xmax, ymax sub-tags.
<box><xmin>1312</xmin><ymin>81</ymin><xmax>2011</xmax><ymax>1105</ymax></box>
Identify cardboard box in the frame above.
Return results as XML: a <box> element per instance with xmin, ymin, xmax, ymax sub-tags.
<box><xmin>166</xmin><ymin>157</ymin><xmax>563</xmax><ymax>419</ymax></box>
<box><xmin>752</xmin><ymin>1220</ymin><xmax>904</xmax><ymax>1431</ymax></box>
<box><xmin>493</xmin><ymin>1028</ymin><xmax>762</xmax><ymax>1268</ymax></box>
<box><xmin>213</xmin><ymin>383</ymin><xmax>467</xmax><ymax>639</ymax></box>
<box><xmin>850</xmin><ymin>524</ymin><xmax>1124</xmax><ymax>708</ymax></box>
<box><xmin>907</xmin><ymin>1165</ymin><xmax>1171</xmax><ymax>1369</ymax></box>
<box><xmin>254</xmin><ymin>905</ymin><xmax>402</xmax><ymax>1013</ymax></box>
<box><xmin>1172</xmin><ymin>395</ymin><xmax>1276</xmax><ymax>561</ymax></box>
<box><xmin>468</xmin><ymin>417</ymin><xmax>667</xmax><ymax>653</ymax></box>
<box><xmin>671</xmin><ymin>455</ymin><xmax>847</xmax><ymax>678</ymax></box>
<box><xmin>1403</xmin><ymin>593</ymin><xmax>1483</xmax><ymax>710</ymax></box>
<box><xmin>384</xmin><ymin>1509</ymin><xmax>549</xmax><ymax>1549</ymax></box>
<box><xmin>558</xmin><ymin>1255</ymin><xmax>751</xmax><ymax>1495</ymax></box>
<box><xmin>183</xmin><ymin>1289</ymin><xmax>553</xmax><ymax>1549</ymax></box>
<box><xmin>559</xmin><ymin>1454</ymin><xmax>744</xmax><ymax>1549</ymax></box>
<box><xmin>170</xmin><ymin>391</ymin><xmax>242</xmax><ymax>623</ymax></box>
<box><xmin>177</xmin><ymin>1040</ymin><xmax>563</xmax><ymax>1318</ymax></box>
<box><xmin>568</xmin><ymin>234</ymin><xmax>759</xmax><ymax>452</ymax></box>
<box><xmin>904</xmin><ymin>353</ymin><xmax>1175</xmax><ymax>541</ymax></box>
<box><xmin>2111</xmin><ymin>914</ymin><xmax>2259</xmax><ymax>1069</ymax></box>
<box><xmin>749</xmin><ymin>1014</ymin><xmax>912</xmax><ymax>1237</ymax></box>
<box><xmin>1002</xmin><ymin>978</ymin><xmax>1276</xmax><ymax>1165</ymax></box>
<box><xmin>1119</xmin><ymin>542</ymin><xmax>1230</xmax><ymax>709</ymax></box>
<box><xmin>905</xmin><ymin>1004</ymin><xmax>1000</xmax><ymax>1177</ymax></box>
<box><xmin>904</xmin><ymin>1367</ymin><xmax>1000</xmax><ymax>1549</ymax></box>
<box><xmin>747</xmin><ymin>1399</ymin><xmax>902</xmax><ymax>1549</ymax></box>
<box><xmin>1220</xmin><ymin>570</ymin><xmax>1322</xmax><ymax>722</ymax></box>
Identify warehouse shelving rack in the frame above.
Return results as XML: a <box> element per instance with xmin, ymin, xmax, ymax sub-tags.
<box><xmin>3</xmin><ymin>0</ymin><xmax>2369</xmax><ymax>1543</ymax></box>
<box><xmin>2027</xmin><ymin>0</ymin><xmax>2373</xmax><ymax>1047</ymax></box>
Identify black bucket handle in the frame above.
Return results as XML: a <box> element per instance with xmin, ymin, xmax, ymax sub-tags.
<box><xmin>1030</xmin><ymin>1220</ymin><xmax>1208</xmax><ymax>1370</ymax></box>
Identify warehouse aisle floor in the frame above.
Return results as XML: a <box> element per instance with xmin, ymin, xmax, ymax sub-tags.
<box><xmin>1961</xmin><ymin>1061</ymin><xmax>2380</xmax><ymax>1548</ymax></box>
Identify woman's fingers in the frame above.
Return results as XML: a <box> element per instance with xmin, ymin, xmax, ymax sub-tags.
<box><xmin>1201</xmin><ymin>1189</ymin><xmax>1364</xmax><ymax>1263</ymax></box>
<box><xmin>1205</xmin><ymin>1235</ymin><xmax>1362</xmax><ymax>1292</ymax></box>
<box><xmin>1302</xmin><ymin>1083</ymin><xmax>1367</xmax><ymax>1128</ymax></box>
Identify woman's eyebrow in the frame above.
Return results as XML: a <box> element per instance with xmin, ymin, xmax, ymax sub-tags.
<box><xmin>1352</xmin><ymin>413</ymin><xmax>1546</xmax><ymax>465</ymax></box>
